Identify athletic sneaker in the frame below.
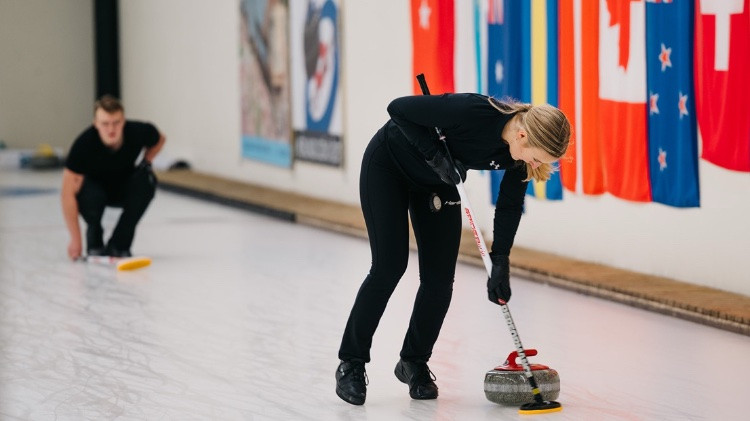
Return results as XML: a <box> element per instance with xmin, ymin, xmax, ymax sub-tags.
<box><xmin>394</xmin><ymin>359</ymin><xmax>438</xmax><ymax>400</ymax></box>
<box><xmin>87</xmin><ymin>247</ymin><xmax>106</xmax><ymax>257</ymax></box>
<box><xmin>335</xmin><ymin>360</ymin><xmax>368</xmax><ymax>405</ymax></box>
<box><xmin>105</xmin><ymin>247</ymin><xmax>132</xmax><ymax>258</ymax></box>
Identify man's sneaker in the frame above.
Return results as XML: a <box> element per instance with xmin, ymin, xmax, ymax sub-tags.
<box><xmin>105</xmin><ymin>246</ymin><xmax>132</xmax><ymax>258</ymax></box>
<box><xmin>394</xmin><ymin>359</ymin><xmax>438</xmax><ymax>400</ymax></box>
<box><xmin>335</xmin><ymin>360</ymin><xmax>368</xmax><ymax>405</ymax></box>
<box><xmin>87</xmin><ymin>247</ymin><xmax>106</xmax><ymax>257</ymax></box>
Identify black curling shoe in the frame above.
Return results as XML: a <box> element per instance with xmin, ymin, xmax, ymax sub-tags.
<box><xmin>394</xmin><ymin>359</ymin><xmax>438</xmax><ymax>400</ymax></box>
<box><xmin>105</xmin><ymin>246</ymin><xmax>132</xmax><ymax>258</ymax></box>
<box><xmin>335</xmin><ymin>361</ymin><xmax>368</xmax><ymax>405</ymax></box>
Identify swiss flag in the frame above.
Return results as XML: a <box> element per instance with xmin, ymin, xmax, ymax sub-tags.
<box><xmin>694</xmin><ymin>0</ymin><xmax>750</xmax><ymax>172</ymax></box>
<box><xmin>411</xmin><ymin>0</ymin><xmax>455</xmax><ymax>94</ymax></box>
<box><xmin>598</xmin><ymin>0</ymin><xmax>651</xmax><ymax>201</ymax></box>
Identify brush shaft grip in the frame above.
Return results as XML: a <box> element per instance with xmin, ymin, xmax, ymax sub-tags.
<box><xmin>416</xmin><ymin>73</ymin><xmax>444</xmax><ymax>139</ymax></box>
<box><xmin>416</xmin><ymin>73</ymin><xmax>430</xmax><ymax>95</ymax></box>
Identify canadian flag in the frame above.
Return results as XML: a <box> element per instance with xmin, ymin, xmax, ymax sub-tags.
<box><xmin>694</xmin><ymin>0</ymin><xmax>750</xmax><ymax>172</ymax></box>
<box><xmin>598</xmin><ymin>0</ymin><xmax>651</xmax><ymax>201</ymax></box>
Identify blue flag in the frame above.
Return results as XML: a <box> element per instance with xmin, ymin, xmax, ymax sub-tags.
<box><xmin>487</xmin><ymin>0</ymin><xmax>531</xmax><ymax>204</ymax></box>
<box><xmin>486</xmin><ymin>0</ymin><xmax>528</xmax><ymax>101</ymax></box>
<box><xmin>645</xmin><ymin>1</ymin><xmax>700</xmax><ymax>207</ymax></box>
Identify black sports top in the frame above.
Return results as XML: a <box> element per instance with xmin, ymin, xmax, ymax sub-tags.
<box><xmin>383</xmin><ymin>93</ymin><xmax>528</xmax><ymax>256</ymax></box>
<box><xmin>66</xmin><ymin>121</ymin><xmax>160</xmax><ymax>186</ymax></box>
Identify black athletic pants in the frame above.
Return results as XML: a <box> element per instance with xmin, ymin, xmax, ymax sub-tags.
<box><xmin>76</xmin><ymin>168</ymin><xmax>156</xmax><ymax>252</ymax></box>
<box><xmin>338</xmin><ymin>133</ymin><xmax>462</xmax><ymax>363</ymax></box>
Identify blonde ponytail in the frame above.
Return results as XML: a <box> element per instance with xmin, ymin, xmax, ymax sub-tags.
<box><xmin>489</xmin><ymin>98</ymin><xmax>570</xmax><ymax>182</ymax></box>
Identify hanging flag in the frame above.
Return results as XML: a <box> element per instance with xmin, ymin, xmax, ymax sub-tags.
<box><xmin>598</xmin><ymin>0</ymin><xmax>651</xmax><ymax>201</ymax></box>
<box><xmin>527</xmin><ymin>0</ymin><xmax>563</xmax><ymax>200</ymax></box>
<box><xmin>558</xmin><ymin>0</ymin><xmax>605</xmax><ymax>195</ymax></box>
<box><xmin>645</xmin><ymin>0</ymin><xmax>700</xmax><ymax>207</ymax></box>
<box><xmin>474</xmin><ymin>0</ymin><xmax>488</xmax><ymax>94</ymax></box>
<box><xmin>485</xmin><ymin>0</ymin><xmax>529</xmax><ymax>100</ymax></box>
<box><xmin>694</xmin><ymin>0</ymin><xmax>750</xmax><ymax>172</ymax></box>
<box><xmin>411</xmin><ymin>0</ymin><xmax>455</xmax><ymax>94</ymax></box>
<box><xmin>487</xmin><ymin>0</ymin><xmax>509</xmax><ymax>204</ymax></box>
<box><xmin>487</xmin><ymin>0</ymin><xmax>531</xmax><ymax>204</ymax></box>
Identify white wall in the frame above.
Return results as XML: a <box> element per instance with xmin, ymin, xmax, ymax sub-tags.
<box><xmin>118</xmin><ymin>1</ymin><xmax>750</xmax><ymax>297</ymax></box>
<box><xmin>0</xmin><ymin>0</ymin><xmax>94</xmax><ymax>149</ymax></box>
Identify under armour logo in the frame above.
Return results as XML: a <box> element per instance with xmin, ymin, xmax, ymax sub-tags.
<box><xmin>489</xmin><ymin>160</ymin><xmax>500</xmax><ymax>170</ymax></box>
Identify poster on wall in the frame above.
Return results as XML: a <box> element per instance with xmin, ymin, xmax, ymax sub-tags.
<box><xmin>239</xmin><ymin>0</ymin><xmax>293</xmax><ymax>168</ymax></box>
<box><xmin>290</xmin><ymin>0</ymin><xmax>343</xmax><ymax>167</ymax></box>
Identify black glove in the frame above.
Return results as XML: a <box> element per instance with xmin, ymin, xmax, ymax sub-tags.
<box><xmin>135</xmin><ymin>160</ymin><xmax>157</xmax><ymax>186</ymax></box>
<box><xmin>426</xmin><ymin>150</ymin><xmax>467</xmax><ymax>185</ymax></box>
<box><xmin>487</xmin><ymin>254</ymin><xmax>511</xmax><ymax>305</ymax></box>
<box><xmin>136</xmin><ymin>159</ymin><xmax>152</xmax><ymax>172</ymax></box>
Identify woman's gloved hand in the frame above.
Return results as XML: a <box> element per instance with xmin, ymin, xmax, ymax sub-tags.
<box><xmin>425</xmin><ymin>150</ymin><xmax>466</xmax><ymax>185</ymax></box>
<box><xmin>487</xmin><ymin>253</ymin><xmax>511</xmax><ymax>304</ymax></box>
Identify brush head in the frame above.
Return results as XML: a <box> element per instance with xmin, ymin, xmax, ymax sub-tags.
<box><xmin>519</xmin><ymin>400</ymin><xmax>562</xmax><ymax>414</ymax></box>
<box><xmin>116</xmin><ymin>256</ymin><xmax>152</xmax><ymax>271</ymax></box>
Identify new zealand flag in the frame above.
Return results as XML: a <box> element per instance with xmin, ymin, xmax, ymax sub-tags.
<box><xmin>646</xmin><ymin>0</ymin><xmax>700</xmax><ymax>207</ymax></box>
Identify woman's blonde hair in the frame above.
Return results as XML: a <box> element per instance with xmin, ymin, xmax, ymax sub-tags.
<box><xmin>489</xmin><ymin>98</ymin><xmax>571</xmax><ymax>182</ymax></box>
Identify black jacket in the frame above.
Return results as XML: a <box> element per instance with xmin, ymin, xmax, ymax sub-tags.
<box><xmin>383</xmin><ymin>93</ymin><xmax>528</xmax><ymax>256</ymax></box>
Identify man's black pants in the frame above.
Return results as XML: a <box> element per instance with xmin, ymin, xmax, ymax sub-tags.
<box><xmin>76</xmin><ymin>168</ymin><xmax>155</xmax><ymax>253</ymax></box>
<box><xmin>338</xmin><ymin>134</ymin><xmax>462</xmax><ymax>363</ymax></box>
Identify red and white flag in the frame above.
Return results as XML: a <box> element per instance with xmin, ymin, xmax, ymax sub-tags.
<box><xmin>411</xmin><ymin>0</ymin><xmax>455</xmax><ymax>94</ymax></box>
<box><xmin>694</xmin><ymin>0</ymin><xmax>750</xmax><ymax>172</ymax></box>
<box><xmin>598</xmin><ymin>0</ymin><xmax>651</xmax><ymax>201</ymax></box>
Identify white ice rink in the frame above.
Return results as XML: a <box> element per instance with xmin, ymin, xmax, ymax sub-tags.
<box><xmin>1</xmin><ymin>169</ymin><xmax>749</xmax><ymax>421</ymax></box>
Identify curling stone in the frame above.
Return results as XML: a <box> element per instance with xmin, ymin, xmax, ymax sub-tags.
<box><xmin>26</xmin><ymin>143</ymin><xmax>63</xmax><ymax>169</ymax></box>
<box><xmin>484</xmin><ymin>349</ymin><xmax>560</xmax><ymax>405</ymax></box>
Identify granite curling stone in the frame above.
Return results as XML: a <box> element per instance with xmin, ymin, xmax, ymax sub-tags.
<box><xmin>484</xmin><ymin>349</ymin><xmax>560</xmax><ymax>405</ymax></box>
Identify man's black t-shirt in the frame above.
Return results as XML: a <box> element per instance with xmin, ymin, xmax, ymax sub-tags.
<box><xmin>66</xmin><ymin>121</ymin><xmax>159</xmax><ymax>186</ymax></box>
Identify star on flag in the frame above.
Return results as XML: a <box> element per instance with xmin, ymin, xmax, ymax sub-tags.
<box><xmin>649</xmin><ymin>92</ymin><xmax>659</xmax><ymax>115</ymax></box>
<box><xmin>419</xmin><ymin>0</ymin><xmax>431</xmax><ymax>29</ymax></box>
<box><xmin>495</xmin><ymin>60</ymin><xmax>504</xmax><ymax>84</ymax></box>
<box><xmin>678</xmin><ymin>92</ymin><xmax>688</xmax><ymax>119</ymax></box>
<box><xmin>657</xmin><ymin>147</ymin><xmax>667</xmax><ymax>171</ymax></box>
<box><xmin>659</xmin><ymin>43</ymin><xmax>672</xmax><ymax>72</ymax></box>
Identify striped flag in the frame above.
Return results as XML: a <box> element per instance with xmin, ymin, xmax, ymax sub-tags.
<box><xmin>558</xmin><ymin>0</ymin><xmax>606</xmax><ymax>195</ymax></box>
<box><xmin>411</xmin><ymin>0</ymin><xmax>455</xmax><ymax>94</ymax></box>
<box><xmin>526</xmin><ymin>0</ymin><xmax>563</xmax><ymax>200</ymax></box>
<box><xmin>694</xmin><ymin>0</ymin><xmax>750</xmax><ymax>171</ymax></box>
<box><xmin>486</xmin><ymin>1</ymin><xmax>563</xmax><ymax>201</ymax></box>
<box><xmin>474</xmin><ymin>0</ymin><xmax>489</xmax><ymax>94</ymax></box>
<box><xmin>646</xmin><ymin>0</ymin><xmax>700</xmax><ymax>207</ymax></box>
